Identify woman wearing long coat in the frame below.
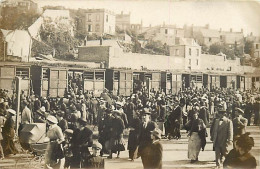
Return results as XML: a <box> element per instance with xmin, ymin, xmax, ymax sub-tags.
<box><xmin>186</xmin><ymin>112</ymin><xmax>206</xmax><ymax>163</ymax></box>
<box><xmin>127</xmin><ymin>117</ymin><xmax>141</xmax><ymax>160</ymax></box>
<box><xmin>2</xmin><ymin>109</ymin><xmax>18</xmax><ymax>156</ymax></box>
<box><xmin>108</xmin><ymin>111</ymin><xmax>125</xmax><ymax>158</ymax></box>
<box><xmin>45</xmin><ymin>115</ymin><xmax>65</xmax><ymax>169</ymax></box>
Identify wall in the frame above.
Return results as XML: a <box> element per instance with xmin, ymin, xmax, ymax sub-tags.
<box><xmin>200</xmin><ymin>54</ymin><xmax>240</xmax><ymax>73</ymax></box>
<box><xmin>184</xmin><ymin>46</ymin><xmax>201</xmax><ymax>70</ymax></box>
<box><xmin>103</xmin><ymin>11</ymin><xmax>116</xmax><ymax>35</ymax></box>
<box><xmin>109</xmin><ymin>51</ymin><xmax>185</xmax><ymax>70</ymax></box>
<box><xmin>78</xmin><ymin>46</ymin><xmax>110</xmax><ymax>65</ymax></box>
<box><xmin>116</xmin><ymin>13</ymin><xmax>130</xmax><ymax>30</ymax></box>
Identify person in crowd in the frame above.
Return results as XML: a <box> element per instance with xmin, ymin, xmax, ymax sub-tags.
<box><xmin>63</xmin><ymin>129</ymin><xmax>73</xmax><ymax>169</ymax></box>
<box><xmin>210</xmin><ymin>109</ymin><xmax>233</xmax><ymax>167</ymax></box>
<box><xmin>21</xmin><ymin>100</ymin><xmax>32</xmax><ymax>125</ymax></box>
<box><xmin>85</xmin><ymin>142</ymin><xmax>104</xmax><ymax>169</ymax></box>
<box><xmin>44</xmin><ymin>115</ymin><xmax>65</xmax><ymax>169</ymax></box>
<box><xmin>34</xmin><ymin>95</ymin><xmax>41</xmax><ymax>113</ymax></box>
<box><xmin>141</xmin><ymin>128</ymin><xmax>163</xmax><ymax>169</ymax></box>
<box><xmin>244</xmin><ymin>100</ymin><xmax>253</xmax><ymax>126</ymax></box>
<box><xmin>223</xmin><ymin>132</ymin><xmax>257</xmax><ymax>169</ymax></box>
<box><xmin>2</xmin><ymin>109</ymin><xmax>18</xmax><ymax>156</ymax></box>
<box><xmin>127</xmin><ymin>117</ymin><xmax>141</xmax><ymax>161</ymax></box>
<box><xmin>43</xmin><ymin>97</ymin><xmax>51</xmax><ymax>113</ymax></box>
<box><xmin>125</xmin><ymin>97</ymin><xmax>136</xmax><ymax>127</ymax></box>
<box><xmin>168</xmin><ymin>100</ymin><xmax>184</xmax><ymax>140</ymax></box>
<box><xmin>108</xmin><ymin>110</ymin><xmax>125</xmax><ymax>159</ymax></box>
<box><xmin>198</xmin><ymin>101</ymin><xmax>209</xmax><ymax>127</ymax></box>
<box><xmin>138</xmin><ymin>108</ymin><xmax>157</xmax><ymax>163</ymax></box>
<box><xmin>233</xmin><ymin>108</ymin><xmax>248</xmax><ymax>139</ymax></box>
<box><xmin>57</xmin><ymin>111</ymin><xmax>68</xmax><ymax>133</ymax></box>
<box><xmin>186</xmin><ymin>111</ymin><xmax>207</xmax><ymax>163</ymax></box>
<box><xmin>253</xmin><ymin>98</ymin><xmax>260</xmax><ymax>126</ymax></box>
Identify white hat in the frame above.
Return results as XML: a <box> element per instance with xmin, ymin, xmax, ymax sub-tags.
<box><xmin>7</xmin><ymin>109</ymin><xmax>16</xmax><ymax>115</ymax></box>
<box><xmin>46</xmin><ymin>115</ymin><xmax>58</xmax><ymax>124</ymax></box>
<box><xmin>0</xmin><ymin>98</ymin><xmax>4</xmax><ymax>103</ymax></box>
<box><xmin>40</xmin><ymin>106</ymin><xmax>46</xmax><ymax>112</ymax></box>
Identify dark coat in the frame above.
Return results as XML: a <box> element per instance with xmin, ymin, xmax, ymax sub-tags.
<box><xmin>233</xmin><ymin>117</ymin><xmax>247</xmax><ymax>137</ymax></box>
<box><xmin>138</xmin><ymin>121</ymin><xmax>157</xmax><ymax>154</ymax></box>
<box><xmin>223</xmin><ymin>149</ymin><xmax>257</xmax><ymax>169</ymax></box>
<box><xmin>198</xmin><ymin>106</ymin><xmax>209</xmax><ymax>126</ymax></box>
<box><xmin>141</xmin><ymin>140</ymin><xmax>163</xmax><ymax>169</ymax></box>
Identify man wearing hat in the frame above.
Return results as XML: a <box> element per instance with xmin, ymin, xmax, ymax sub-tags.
<box><xmin>233</xmin><ymin>108</ymin><xmax>248</xmax><ymax>138</ymax></box>
<box><xmin>85</xmin><ymin>142</ymin><xmax>104</xmax><ymax>168</ymax></box>
<box><xmin>2</xmin><ymin>109</ymin><xmax>18</xmax><ymax>156</ymax></box>
<box><xmin>21</xmin><ymin>100</ymin><xmax>32</xmax><ymax>125</ymax></box>
<box><xmin>141</xmin><ymin>128</ymin><xmax>163</xmax><ymax>169</ymax></box>
<box><xmin>210</xmin><ymin>109</ymin><xmax>233</xmax><ymax>167</ymax></box>
<box><xmin>138</xmin><ymin>108</ymin><xmax>157</xmax><ymax>160</ymax></box>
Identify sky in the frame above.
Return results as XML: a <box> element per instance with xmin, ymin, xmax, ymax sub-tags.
<box><xmin>34</xmin><ymin>0</ymin><xmax>260</xmax><ymax>36</ymax></box>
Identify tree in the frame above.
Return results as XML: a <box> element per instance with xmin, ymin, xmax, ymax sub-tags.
<box><xmin>244</xmin><ymin>40</ymin><xmax>255</xmax><ymax>57</ymax></box>
<box><xmin>209</xmin><ymin>43</ymin><xmax>236</xmax><ymax>59</ymax></box>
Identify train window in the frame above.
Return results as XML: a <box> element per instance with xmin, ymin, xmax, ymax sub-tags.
<box><xmin>145</xmin><ymin>73</ymin><xmax>152</xmax><ymax>80</ymax></box>
<box><xmin>42</xmin><ymin>68</ymin><xmax>49</xmax><ymax>79</ymax></box>
<box><xmin>167</xmin><ymin>74</ymin><xmax>172</xmax><ymax>81</ymax></box>
<box><xmin>114</xmin><ymin>72</ymin><xmax>119</xmax><ymax>80</ymax></box>
<box><xmin>196</xmin><ymin>75</ymin><xmax>202</xmax><ymax>82</ymax></box>
<box><xmin>16</xmin><ymin>67</ymin><xmax>29</xmax><ymax>79</ymax></box>
<box><xmin>191</xmin><ymin>75</ymin><xmax>196</xmax><ymax>81</ymax></box>
<box><xmin>95</xmin><ymin>72</ymin><xmax>104</xmax><ymax>80</ymax></box>
<box><xmin>84</xmin><ymin>72</ymin><xmax>94</xmax><ymax>80</ymax></box>
<box><xmin>256</xmin><ymin>77</ymin><xmax>259</xmax><ymax>82</ymax></box>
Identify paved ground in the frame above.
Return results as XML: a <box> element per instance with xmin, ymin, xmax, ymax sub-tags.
<box><xmin>0</xmin><ymin>126</ymin><xmax>259</xmax><ymax>169</ymax></box>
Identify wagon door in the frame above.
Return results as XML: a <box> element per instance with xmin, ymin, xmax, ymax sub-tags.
<box><xmin>49</xmin><ymin>68</ymin><xmax>67</xmax><ymax>97</ymax></box>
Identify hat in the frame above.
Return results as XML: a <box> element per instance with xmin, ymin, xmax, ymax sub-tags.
<box><xmin>40</xmin><ymin>106</ymin><xmax>46</xmax><ymax>112</ymax></box>
<box><xmin>64</xmin><ymin>129</ymin><xmax>74</xmax><ymax>135</ymax></box>
<box><xmin>78</xmin><ymin>118</ymin><xmax>88</xmax><ymax>124</ymax></box>
<box><xmin>92</xmin><ymin>142</ymin><xmax>102</xmax><ymax>149</ymax></box>
<box><xmin>46</xmin><ymin>115</ymin><xmax>58</xmax><ymax>124</ymax></box>
<box><xmin>43</xmin><ymin>97</ymin><xmax>47</xmax><ymax>100</ymax></box>
<box><xmin>142</xmin><ymin>108</ymin><xmax>151</xmax><ymax>115</ymax></box>
<box><xmin>7</xmin><ymin>109</ymin><xmax>16</xmax><ymax>115</ymax></box>
<box><xmin>236</xmin><ymin>108</ymin><xmax>244</xmax><ymax>114</ymax></box>
<box><xmin>0</xmin><ymin>98</ymin><xmax>4</xmax><ymax>103</ymax></box>
<box><xmin>116</xmin><ymin>102</ymin><xmax>123</xmax><ymax>107</ymax></box>
<box><xmin>151</xmin><ymin>128</ymin><xmax>162</xmax><ymax>139</ymax></box>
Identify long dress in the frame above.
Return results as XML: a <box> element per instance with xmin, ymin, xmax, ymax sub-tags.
<box><xmin>187</xmin><ymin>118</ymin><xmax>206</xmax><ymax>160</ymax></box>
<box><xmin>2</xmin><ymin>117</ymin><xmax>18</xmax><ymax>156</ymax></box>
<box><xmin>45</xmin><ymin>124</ymin><xmax>65</xmax><ymax>169</ymax></box>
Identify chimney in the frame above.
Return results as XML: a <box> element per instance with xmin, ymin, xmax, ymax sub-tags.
<box><xmin>163</xmin><ymin>21</ymin><xmax>165</xmax><ymax>27</ymax></box>
<box><xmin>149</xmin><ymin>24</ymin><xmax>152</xmax><ymax>28</ymax></box>
<box><xmin>230</xmin><ymin>28</ymin><xmax>233</xmax><ymax>32</ymax></box>
<box><xmin>100</xmin><ymin>37</ymin><xmax>103</xmax><ymax>45</ymax></box>
<box><xmin>121</xmin><ymin>11</ymin><xmax>123</xmax><ymax>15</ymax></box>
<box><xmin>219</xmin><ymin>28</ymin><xmax>222</xmax><ymax>32</ymax></box>
<box><xmin>241</xmin><ymin>28</ymin><xmax>243</xmax><ymax>33</ymax></box>
<box><xmin>250</xmin><ymin>32</ymin><xmax>253</xmax><ymax>36</ymax></box>
<box><xmin>205</xmin><ymin>24</ymin><xmax>209</xmax><ymax>29</ymax></box>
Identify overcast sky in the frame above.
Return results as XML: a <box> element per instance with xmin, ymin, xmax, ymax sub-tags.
<box><xmin>34</xmin><ymin>0</ymin><xmax>260</xmax><ymax>36</ymax></box>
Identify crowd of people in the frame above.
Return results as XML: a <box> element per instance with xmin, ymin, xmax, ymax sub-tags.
<box><xmin>0</xmin><ymin>85</ymin><xmax>259</xmax><ymax>169</ymax></box>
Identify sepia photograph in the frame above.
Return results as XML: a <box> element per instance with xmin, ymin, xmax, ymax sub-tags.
<box><xmin>0</xmin><ymin>0</ymin><xmax>259</xmax><ymax>168</ymax></box>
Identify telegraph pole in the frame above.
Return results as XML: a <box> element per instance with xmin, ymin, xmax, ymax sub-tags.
<box><xmin>15</xmin><ymin>77</ymin><xmax>21</xmax><ymax>133</ymax></box>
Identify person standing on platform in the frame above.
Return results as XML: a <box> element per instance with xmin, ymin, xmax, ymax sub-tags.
<box><xmin>210</xmin><ymin>109</ymin><xmax>233</xmax><ymax>167</ymax></box>
<box><xmin>141</xmin><ymin>128</ymin><xmax>163</xmax><ymax>169</ymax></box>
<box><xmin>2</xmin><ymin>109</ymin><xmax>18</xmax><ymax>156</ymax></box>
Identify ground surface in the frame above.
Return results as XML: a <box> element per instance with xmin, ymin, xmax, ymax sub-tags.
<box><xmin>0</xmin><ymin>126</ymin><xmax>259</xmax><ymax>169</ymax></box>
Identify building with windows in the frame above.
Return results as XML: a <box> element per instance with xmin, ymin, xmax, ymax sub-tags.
<box><xmin>219</xmin><ymin>28</ymin><xmax>244</xmax><ymax>47</ymax></box>
<box><xmin>1</xmin><ymin>0</ymin><xmax>39</xmax><ymax>13</ymax></box>
<box><xmin>116</xmin><ymin>11</ymin><xmax>131</xmax><ymax>31</ymax></box>
<box><xmin>169</xmin><ymin>38</ymin><xmax>201</xmax><ymax>70</ymax></box>
<box><xmin>84</xmin><ymin>9</ymin><xmax>115</xmax><ymax>35</ymax></box>
<box><xmin>254</xmin><ymin>42</ymin><xmax>260</xmax><ymax>58</ymax></box>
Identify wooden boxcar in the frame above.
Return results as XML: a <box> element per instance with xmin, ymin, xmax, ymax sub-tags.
<box><xmin>133</xmin><ymin>71</ymin><xmax>146</xmax><ymax>93</ymax></box>
<box><xmin>145</xmin><ymin>71</ymin><xmax>162</xmax><ymax>92</ymax></box>
<box><xmin>105</xmin><ymin>69</ymin><xmax>133</xmax><ymax>96</ymax></box>
<box><xmin>31</xmin><ymin>65</ymin><xmax>68</xmax><ymax>97</ymax></box>
<box><xmin>170</xmin><ymin>72</ymin><xmax>182</xmax><ymax>94</ymax></box>
<box><xmin>161</xmin><ymin>71</ymin><xmax>172</xmax><ymax>94</ymax></box>
<box><xmin>182</xmin><ymin>72</ymin><xmax>203</xmax><ymax>89</ymax></box>
<box><xmin>0</xmin><ymin>62</ymin><xmax>31</xmax><ymax>96</ymax></box>
<box><xmin>82</xmin><ymin>68</ymin><xmax>105</xmax><ymax>97</ymax></box>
